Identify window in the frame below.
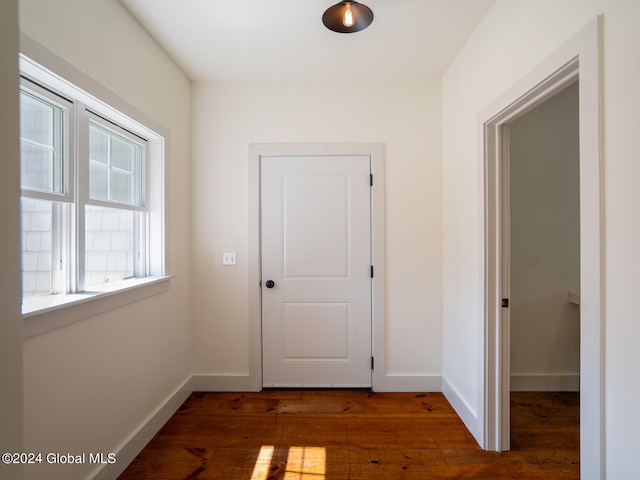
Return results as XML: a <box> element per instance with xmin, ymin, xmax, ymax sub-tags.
<box><xmin>84</xmin><ymin>117</ymin><xmax>147</xmax><ymax>288</ymax></box>
<box><xmin>19</xmin><ymin>82</ymin><xmax>72</xmax><ymax>299</ymax></box>
<box><xmin>19</xmin><ymin>55</ymin><xmax>166</xmax><ymax>322</ymax></box>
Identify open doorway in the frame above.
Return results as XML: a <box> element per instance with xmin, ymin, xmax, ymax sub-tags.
<box><xmin>507</xmin><ymin>82</ymin><xmax>580</xmax><ymax>451</ymax></box>
<box><xmin>480</xmin><ymin>17</ymin><xmax>603</xmax><ymax>479</ymax></box>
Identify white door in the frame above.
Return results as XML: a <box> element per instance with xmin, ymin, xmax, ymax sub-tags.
<box><xmin>261</xmin><ymin>154</ymin><xmax>372</xmax><ymax>388</ymax></box>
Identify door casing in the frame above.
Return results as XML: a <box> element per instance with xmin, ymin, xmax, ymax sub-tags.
<box><xmin>479</xmin><ymin>17</ymin><xmax>604</xmax><ymax>479</ymax></box>
<box><xmin>248</xmin><ymin>143</ymin><xmax>386</xmax><ymax>391</ymax></box>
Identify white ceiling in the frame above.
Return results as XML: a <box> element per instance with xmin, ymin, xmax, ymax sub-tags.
<box><xmin>120</xmin><ymin>0</ymin><xmax>495</xmax><ymax>82</ymax></box>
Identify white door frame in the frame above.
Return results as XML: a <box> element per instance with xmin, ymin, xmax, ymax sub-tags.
<box><xmin>248</xmin><ymin>143</ymin><xmax>386</xmax><ymax>391</ymax></box>
<box><xmin>480</xmin><ymin>17</ymin><xmax>604</xmax><ymax>479</ymax></box>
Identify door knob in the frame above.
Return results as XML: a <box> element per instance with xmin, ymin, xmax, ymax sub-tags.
<box><xmin>265</xmin><ymin>280</ymin><xmax>275</xmax><ymax>288</ymax></box>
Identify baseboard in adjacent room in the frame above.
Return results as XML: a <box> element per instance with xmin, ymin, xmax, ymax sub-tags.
<box><xmin>510</xmin><ymin>374</ymin><xmax>580</xmax><ymax>392</ymax></box>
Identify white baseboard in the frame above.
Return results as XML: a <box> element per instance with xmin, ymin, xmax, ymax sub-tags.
<box><xmin>192</xmin><ymin>374</ymin><xmax>443</xmax><ymax>393</ymax></box>
<box><xmin>90</xmin><ymin>376</ymin><xmax>193</xmax><ymax>480</ymax></box>
<box><xmin>192</xmin><ymin>374</ymin><xmax>262</xmax><ymax>392</ymax></box>
<box><xmin>382</xmin><ymin>374</ymin><xmax>441</xmax><ymax>392</ymax></box>
<box><xmin>442</xmin><ymin>375</ymin><xmax>481</xmax><ymax>446</ymax></box>
<box><xmin>510</xmin><ymin>374</ymin><xmax>580</xmax><ymax>392</ymax></box>
<box><xmin>192</xmin><ymin>374</ymin><xmax>444</xmax><ymax>393</ymax></box>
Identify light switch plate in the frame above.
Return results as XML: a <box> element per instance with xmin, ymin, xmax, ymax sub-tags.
<box><xmin>222</xmin><ymin>252</ymin><xmax>237</xmax><ymax>265</ymax></box>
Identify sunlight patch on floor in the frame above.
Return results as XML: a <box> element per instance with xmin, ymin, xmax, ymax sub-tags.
<box><xmin>286</xmin><ymin>446</ymin><xmax>326</xmax><ymax>479</ymax></box>
<box><xmin>251</xmin><ymin>445</ymin><xmax>327</xmax><ymax>480</ymax></box>
<box><xmin>250</xmin><ymin>445</ymin><xmax>275</xmax><ymax>480</ymax></box>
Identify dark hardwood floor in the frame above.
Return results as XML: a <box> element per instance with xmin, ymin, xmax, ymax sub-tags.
<box><xmin>118</xmin><ymin>390</ymin><xmax>579</xmax><ymax>479</ymax></box>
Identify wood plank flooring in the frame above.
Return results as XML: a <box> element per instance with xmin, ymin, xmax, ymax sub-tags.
<box><xmin>118</xmin><ymin>390</ymin><xmax>579</xmax><ymax>479</ymax></box>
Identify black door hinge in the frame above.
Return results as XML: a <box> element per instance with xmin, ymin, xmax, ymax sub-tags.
<box><xmin>501</xmin><ymin>298</ymin><xmax>509</xmax><ymax>308</ymax></box>
<box><xmin>370</xmin><ymin>265</ymin><xmax>374</xmax><ymax>278</ymax></box>
<box><xmin>371</xmin><ymin>357</ymin><xmax>374</xmax><ymax>370</ymax></box>
<box><xmin>370</xmin><ymin>174</ymin><xmax>373</xmax><ymax>186</ymax></box>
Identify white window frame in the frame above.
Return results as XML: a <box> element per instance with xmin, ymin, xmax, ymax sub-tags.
<box><xmin>19</xmin><ymin>79</ymin><xmax>74</xmax><ymax>298</ymax></box>
<box><xmin>80</xmin><ymin>112</ymin><xmax>149</xmax><ymax>290</ymax></box>
<box><xmin>19</xmin><ymin>80</ymin><xmax>74</xmax><ymax>203</ymax></box>
<box><xmin>19</xmin><ymin>48</ymin><xmax>168</xmax><ymax>338</ymax></box>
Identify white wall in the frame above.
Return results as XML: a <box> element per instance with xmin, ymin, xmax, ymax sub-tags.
<box><xmin>19</xmin><ymin>0</ymin><xmax>193</xmax><ymax>479</ymax></box>
<box><xmin>509</xmin><ymin>82</ymin><xmax>580</xmax><ymax>391</ymax></box>
<box><xmin>442</xmin><ymin>0</ymin><xmax>640</xmax><ymax>477</ymax></box>
<box><xmin>192</xmin><ymin>80</ymin><xmax>443</xmax><ymax>389</ymax></box>
<box><xmin>0</xmin><ymin>1</ymin><xmax>24</xmax><ymax>479</ymax></box>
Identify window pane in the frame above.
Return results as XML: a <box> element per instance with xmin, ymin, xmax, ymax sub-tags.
<box><xmin>111</xmin><ymin>170</ymin><xmax>134</xmax><ymax>204</ymax></box>
<box><xmin>89</xmin><ymin>163</ymin><xmax>109</xmax><ymax>201</ymax></box>
<box><xmin>21</xmin><ymin>198</ymin><xmax>53</xmax><ymax>298</ymax></box>
<box><xmin>20</xmin><ymin>91</ymin><xmax>63</xmax><ymax>193</ymax></box>
<box><xmin>21</xmin><ymin>142</ymin><xmax>54</xmax><ymax>191</ymax></box>
<box><xmin>89</xmin><ymin>126</ymin><xmax>109</xmax><ymax>165</ymax></box>
<box><xmin>20</xmin><ymin>93</ymin><xmax>53</xmax><ymax>145</ymax></box>
<box><xmin>89</xmin><ymin>124</ymin><xmax>143</xmax><ymax>207</ymax></box>
<box><xmin>85</xmin><ymin>205</ymin><xmax>135</xmax><ymax>287</ymax></box>
<box><xmin>111</xmin><ymin>136</ymin><xmax>134</xmax><ymax>171</ymax></box>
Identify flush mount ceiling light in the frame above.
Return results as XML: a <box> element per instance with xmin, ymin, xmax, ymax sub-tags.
<box><xmin>322</xmin><ymin>1</ymin><xmax>374</xmax><ymax>33</ymax></box>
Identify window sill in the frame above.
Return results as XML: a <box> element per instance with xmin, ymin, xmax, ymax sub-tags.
<box><xmin>22</xmin><ymin>276</ymin><xmax>171</xmax><ymax>338</ymax></box>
